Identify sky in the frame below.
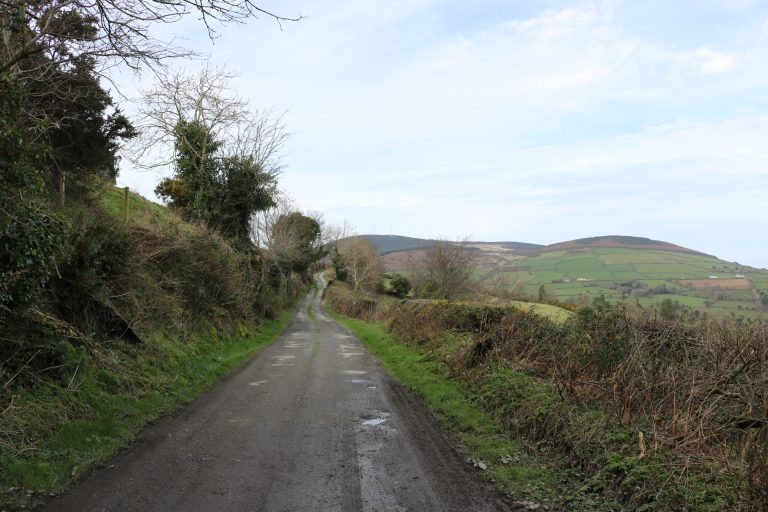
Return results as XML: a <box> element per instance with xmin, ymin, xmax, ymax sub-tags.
<box><xmin>113</xmin><ymin>0</ymin><xmax>768</xmax><ymax>268</ymax></box>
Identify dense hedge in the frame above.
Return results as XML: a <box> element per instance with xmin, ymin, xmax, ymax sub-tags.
<box><xmin>329</xmin><ymin>286</ymin><xmax>768</xmax><ymax>511</ymax></box>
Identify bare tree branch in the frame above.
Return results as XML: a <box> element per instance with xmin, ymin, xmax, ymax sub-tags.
<box><xmin>1</xmin><ymin>0</ymin><xmax>303</xmax><ymax>78</ymax></box>
<box><xmin>411</xmin><ymin>238</ymin><xmax>477</xmax><ymax>299</ymax></box>
<box><xmin>226</xmin><ymin>108</ymin><xmax>289</xmax><ymax>177</ymax></box>
<box><xmin>131</xmin><ymin>65</ymin><xmax>247</xmax><ymax>170</ymax></box>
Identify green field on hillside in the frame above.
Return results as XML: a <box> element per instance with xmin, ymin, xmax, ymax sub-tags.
<box><xmin>371</xmin><ymin>235</ymin><xmax>767</xmax><ymax>320</ymax></box>
<box><xmin>498</xmin><ymin>248</ymin><xmax>766</xmax><ymax>319</ymax></box>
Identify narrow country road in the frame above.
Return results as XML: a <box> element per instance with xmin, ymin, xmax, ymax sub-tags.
<box><xmin>41</xmin><ymin>275</ymin><xmax>513</xmax><ymax>512</ymax></box>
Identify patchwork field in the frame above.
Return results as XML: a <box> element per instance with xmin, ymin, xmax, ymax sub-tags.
<box><xmin>679</xmin><ymin>278</ymin><xmax>752</xmax><ymax>290</ymax></box>
<box><xmin>508</xmin><ymin>249</ymin><xmax>765</xmax><ymax>318</ymax></box>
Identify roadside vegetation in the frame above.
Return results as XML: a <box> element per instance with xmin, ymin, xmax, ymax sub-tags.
<box><xmin>327</xmin><ymin>240</ymin><xmax>768</xmax><ymax>511</ymax></box>
<box><xmin>0</xmin><ymin>2</ymin><xmax>322</xmax><ymax>509</ymax></box>
<box><xmin>1</xmin><ymin>304</ymin><xmax>296</xmax><ymax>509</ymax></box>
<box><xmin>0</xmin><ymin>181</ymin><xmax>321</xmax><ymax>508</ymax></box>
<box><xmin>326</xmin><ymin>307</ymin><xmax>579</xmax><ymax>509</ymax></box>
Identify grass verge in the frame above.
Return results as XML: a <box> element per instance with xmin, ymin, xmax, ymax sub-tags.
<box><xmin>325</xmin><ymin>304</ymin><xmax>613</xmax><ymax>510</ymax></box>
<box><xmin>0</xmin><ymin>307</ymin><xmax>296</xmax><ymax>510</ymax></box>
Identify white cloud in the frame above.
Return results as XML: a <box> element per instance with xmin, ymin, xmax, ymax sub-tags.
<box><xmin>114</xmin><ymin>1</ymin><xmax>768</xmax><ymax>266</ymax></box>
<box><xmin>503</xmin><ymin>4</ymin><xmax>603</xmax><ymax>39</ymax></box>
<box><xmin>645</xmin><ymin>46</ymin><xmax>739</xmax><ymax>75</ymax></box>
<box><xmin>693</xmin><ymin>48</ymin><xmax>738</xmax><ymax>73</ymax></box>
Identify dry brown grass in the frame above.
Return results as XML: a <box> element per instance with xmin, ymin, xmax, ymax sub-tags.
<box><xmin>327</xmin><ymin>286</ymin><xmax>768</xmax><ymax>510</ymax></box>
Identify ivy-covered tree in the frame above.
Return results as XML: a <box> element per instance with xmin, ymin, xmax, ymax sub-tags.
<box><xmin>31</xmin><ymin>56</ymin><xmax>137</xmax><ymax>198</ymax></box>
<box><xmin>155</xmin><ymin>119</ymin><xmax>222</xmax><ymax>222</ymax></box>
<box><xmin>155</xmin><ymin>119</ymin><xmax>278</xmax><ymax>246</ymax></box>
<box><xmin>0</xmin><ymin>75</ymin><xmax>70</xmax><ymax>314</ymax></box>
<box><xmin>271</xmin><ymin>212</ymin><xmax>323</xmax><ymax>275</ymax></box>
<box><xmin>147</xmin><ymin>69</ymin><xmax>284</xmax><ymax>246</ymax></box>
<box><xmin>1</xmin><ymin>4</ymin><xmax>136</xmax><ymax>202</ymax></box>
<box><xmin>216</xmin><ymin>155</ymin><xmax>276</xmax><ymax>244</ymax></box>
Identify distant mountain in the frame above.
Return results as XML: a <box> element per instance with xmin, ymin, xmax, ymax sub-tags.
<box><xmin>533</xmin><ymin>235</ymin><xmax>713</xmax><ymax>257</ymax></box>
<box><xmin>360</xmin><ymin>234</ymin><xmax>706</xmax><ymax>257</ymax></box>
<box><xmin>358</xmin><ymin>235</ymin><xmax>543</xmax><ymax>256</ymax></box>
<box><xmin>358</xmin><ymin>235</ymin><xmax>434</xmax><ymax>255</ymax></box>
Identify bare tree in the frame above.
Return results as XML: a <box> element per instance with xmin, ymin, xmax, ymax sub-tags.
<box><xmin>417</xmin><ymin>238</ymin><xmax>477</xmax><ymax>300</ymax></box>
<box><xmin>227</xmin><ymin>108</ymin><xmax>289</xmax><ymax>177</ymax></box>
<box><xmin>250</xmin><ymin>192</ymin><xmax>295</xmax><ymax>249</ymax></box>
<box><xmin>315</xmin><ymin>218</ymin><xmax>355</xmax><ymax>265</ymax></box>
<box><xmin>486</xmin><ymin>261</ymin><xmax>512</xmax><ymax>300</ymax></box>
<box><xmin>133</xmin><ymin>65</ymin><xmax>287</xmax><ymax>177</ymax></box>
<box><xmin>133</xmin><ymin>65</ymin><xmax>248</xmax><ymax>170</ymax></box>
<box><xmin>336</xmin><ymin>236</ymin><xmax>382</xmax><ymax>293</ymax></box>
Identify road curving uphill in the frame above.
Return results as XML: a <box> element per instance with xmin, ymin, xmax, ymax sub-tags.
<box><xmin>41</xmin><ymin>275</ymin><xmax>513</xmax><ymax>511</ymax></box>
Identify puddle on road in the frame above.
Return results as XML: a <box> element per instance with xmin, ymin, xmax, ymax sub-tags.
<box><xmin>360</xmin><ymin>411</ymin><xmax>390</xmax><ymax>427</ymax></box>
<box><xmin>343</xmin><ymin>379</ymin><xmax>372</xmax><ymax>385</ymax></box>
<box><xmin>271</xmin><ymin>355</ymin><xmax>296</xmax><ymax>367</ymax></box>
<box><xmin>249</xmin><ymin>380</ymin><xmax>267</xmax><ymax>386</ymax></box>
<box><xmin>342</xmin><ymin>370</ymin><xmax>368</xmax><ymax>375</ymax></box>
<box><xmin>338</xmin><ymin>344</ymin><xmax>363</xmax><ymax>359</ymax></box>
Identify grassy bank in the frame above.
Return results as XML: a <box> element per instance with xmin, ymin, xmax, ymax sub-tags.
<box><xmin>0</xmin><ymin>307</ymin><xmax>296</xmax><ymax>509</ymax></box>
<box><xmin>326</xmin><ymin>281</ymin><xmax>759</xmax><ymax>510</ymax></box>
<box><xmin>0</xmin><ymin>185</ymin><xmax>309</xmax><ymax>510</ymax></box>
<box><xmin>327</xmin><ymin>308</ymin><xmax>618</xmax><ymax>511</ymax></box>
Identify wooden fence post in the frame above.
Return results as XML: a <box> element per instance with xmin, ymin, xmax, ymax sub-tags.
<box><xmin>123</xmin><ymin>186</ymin><xmax>129</xmax><ymax>224</ymax></box>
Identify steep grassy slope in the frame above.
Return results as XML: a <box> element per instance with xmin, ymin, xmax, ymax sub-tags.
<box><xmin>0</xmin><ymin>186</ymin><xmax>301</xmax><ymax>510</ymax></box>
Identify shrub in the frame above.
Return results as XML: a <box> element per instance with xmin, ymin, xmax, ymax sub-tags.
<box><xmin>0</xmin><ymin>75</ymin><xmax>71</xmax><ymax>315</ymax></box>
<box><xmin>389</xmin><ymin>274</ymin><xmax>412</xmax><ymax>298</ymax></box>
<box><xmin>0</xmin><ymin>200</ymin><xmax>70</xmax><ymax>313</ymax></box>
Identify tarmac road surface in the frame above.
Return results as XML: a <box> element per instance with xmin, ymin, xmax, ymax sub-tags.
<box><xmin>41</xmin><ymin>275</ymin><xmax>514</xmax><ymax>511</ymax></box>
